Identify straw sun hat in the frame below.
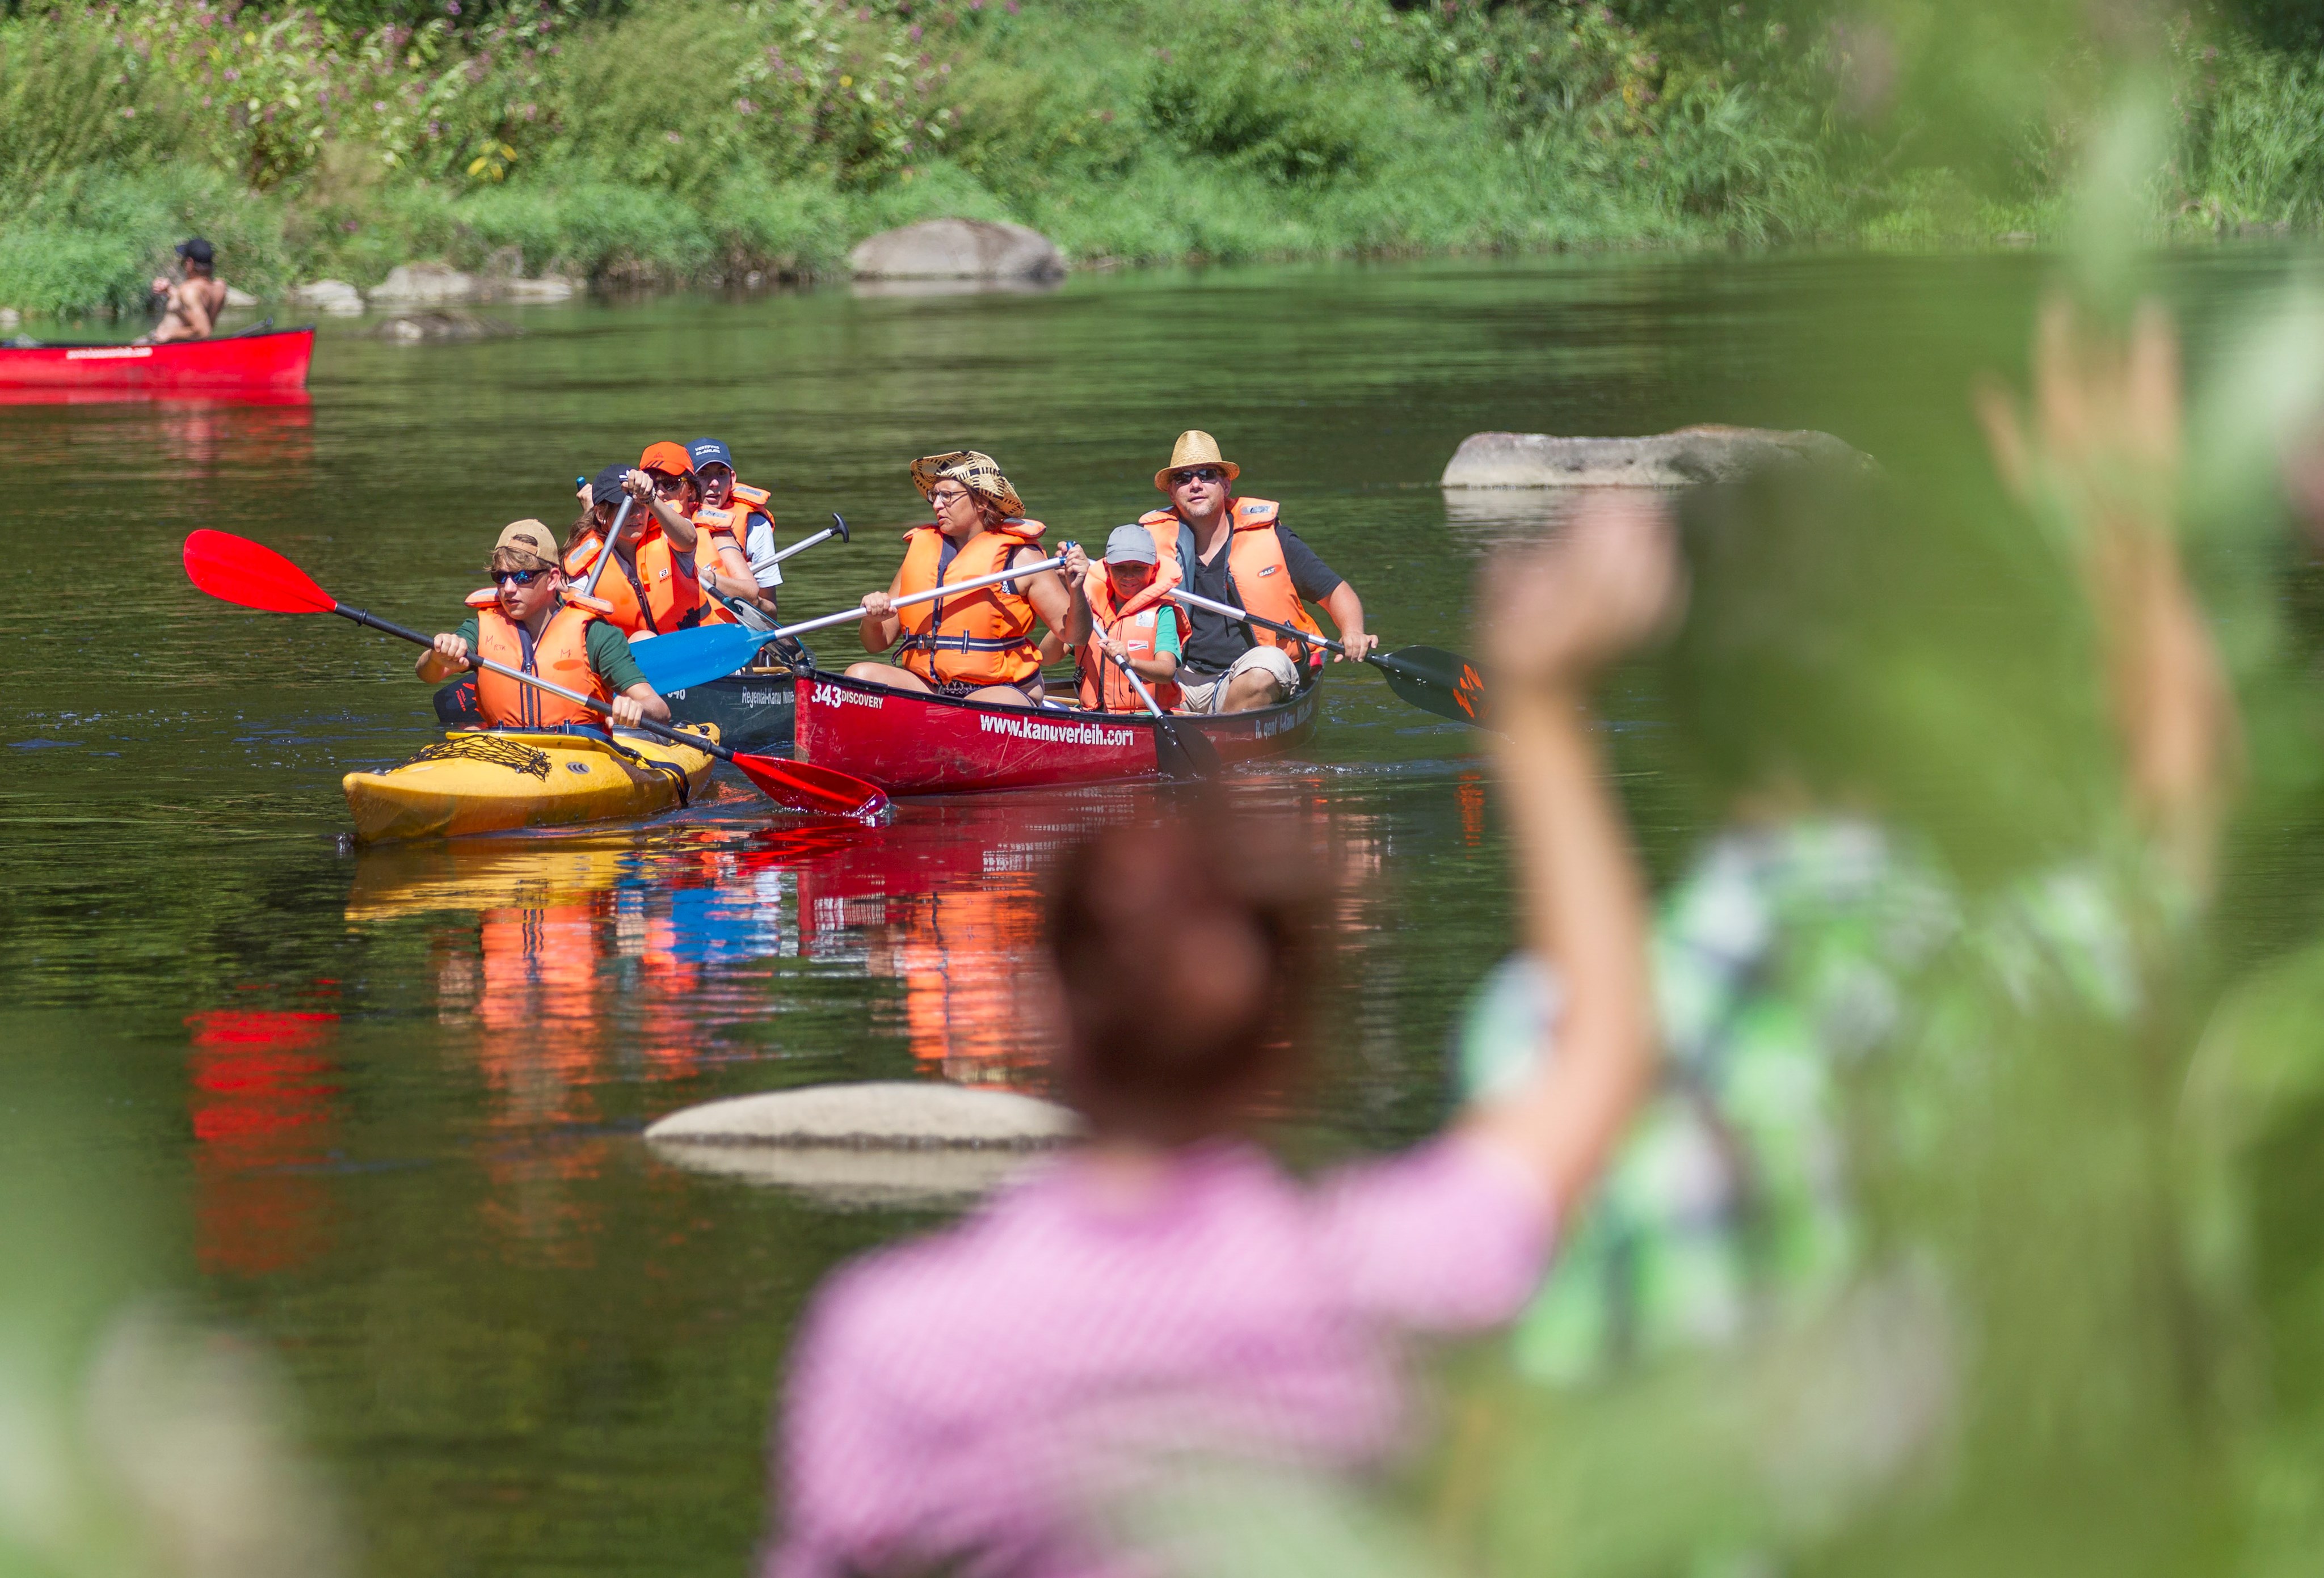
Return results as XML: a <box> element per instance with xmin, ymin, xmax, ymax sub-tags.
<box><xmin>1155</xmin><ymin>430</ymin><xmax>1241</xmax><ymax>492</ymax></box>
<box><xmin>910</xmin><ymin>450</ymin><xmax>1023</xmax><ymax>518</ymax></box>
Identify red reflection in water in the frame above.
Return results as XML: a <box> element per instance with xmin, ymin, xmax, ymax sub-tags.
<box><xmin>185</xmin><ymin>1007</ymin><xmax>339</xmax><ymax>1277</ymax></box>
<box><xmin>1458</xmin><ymin>771</ymin><xmax>1487</xmax><ymax>850</ymax></box>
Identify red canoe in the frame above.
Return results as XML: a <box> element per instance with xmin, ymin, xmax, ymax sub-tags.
<box><xmin>793</xmin><ymin>669</ymin><xmax>1323</xmax><ymax>794</ymax></box>
<box><xmin>0</xmin><ymin>326</ymin><xmax>314</xmax><ymax>400</ymax></box>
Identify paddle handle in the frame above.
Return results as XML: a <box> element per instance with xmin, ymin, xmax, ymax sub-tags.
<box><xmin>578</xmin><ymin>493</ymin><xmax>636</xmax><ymax>599</ymax></box>
<box><xmin>765</xmin><ymin>512</ymin><xmax>848</xmax><ymax>567</ymax></box>
<box><xmin>1165</xmin><ymin>587</ymin><xmax>1346</xmax><ymax>656</ymax></box>
<box><xmin>332</xmin><ymin>604</ymin><xmax>734</xmax><ymax>762</ymax></box>
<box><xmin>1107</xmin><ymin>648</ymin><xmax>1169</xmax><ymax>718</ymax></box>
<box><xmin>770</xmin><ymin>551</ymin><xmax>1069</xmax><ymax>642</ymax></box>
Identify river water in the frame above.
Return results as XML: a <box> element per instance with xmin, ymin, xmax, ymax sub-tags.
<box><xmin>3</xmin><ymin>251</ymin><xmax>2313</xmax><ymax>1575</ymax></box>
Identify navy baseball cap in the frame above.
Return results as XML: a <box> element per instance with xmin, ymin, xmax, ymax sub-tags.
<box><xmin>688</xmin><ymin>438</ymin><xmax>735</xmax><ymax>473</ymax></box>
<box><xmin>588</xmin><ymin>463</ymin><xmax>630</xmax><ymax>509</ymax></box>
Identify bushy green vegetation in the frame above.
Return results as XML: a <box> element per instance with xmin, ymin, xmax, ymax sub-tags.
<box><xmin>5</xmin><ymin>0</ymin><xmax>2324</xmax><ymax>319</ymax></box>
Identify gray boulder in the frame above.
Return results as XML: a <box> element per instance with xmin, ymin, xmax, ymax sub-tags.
<box><xmin>290</xmin><ymin>280</ymin><xmax>365</xmax><ymax>315</ymax></box>
<box><xmin>1441</xmin><ymin>425</ymin><xmax>1869</xmax><ymax>488</ymax></box>
<box><xmin>367</xmin><ymin>261</ymin><xmax>479</xmax><ymax>306</ymax></box>
<box><xmin>223</xmin><ymin>285</ymin><xmax>259</xmax><ymax>308</ymax></box>
<box><xmin>368</xmin><ymin>310</ymin><xmax>519</xmax><ymax>342</ymax></box>
<box><xmin>849</xmin><ymin>218</ymin><xmax>1064</xmax><ymax>281</ymax></box>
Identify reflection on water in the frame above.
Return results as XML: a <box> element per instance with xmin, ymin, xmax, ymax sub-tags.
<box><xmin>187</xmin><ymin>1006</ymin><xmax>342</xmax><ymax>1277</ymax></box>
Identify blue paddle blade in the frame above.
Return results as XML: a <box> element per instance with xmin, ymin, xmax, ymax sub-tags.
<box><xmin>627</xmin><ymin>621</ymin><xmax>769</xmax><ymax>692</ymax></box>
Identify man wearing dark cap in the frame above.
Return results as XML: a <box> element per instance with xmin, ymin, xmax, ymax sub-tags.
<box><xmin>688</xmin><ymin>437</ymin><xmax>782</xmax><ymax>623</ymax></box>
<box><xmin>147</xmin><ymin>238</ymin><xmax>227</xmax><ymax>343</ymax></box>
<box><xmin>418</xmin><ymin>520</ymin><xmax>669</xmax><ymax>732</ymax></box>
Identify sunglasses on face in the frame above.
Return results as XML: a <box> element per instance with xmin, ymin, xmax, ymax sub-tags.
<box><xmin>493</xmin><ymin>567</ymin><xmax>551</xmax><ymax>587</ymax></box>
<box><xmin>1172</xmin><ymin>467</ymin><xmax>1226</xmax><ymax>485</ymax></box>
<box><xmin>650</xmin><ymin>475</ymin><xmax>689</xmax><ymax>496</ymax></box>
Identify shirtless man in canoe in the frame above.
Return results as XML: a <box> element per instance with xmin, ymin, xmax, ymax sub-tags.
<box><xmin>145</xmin><ymin>238</ymin><xmax>228</xmax><ymax>343</ymax></box>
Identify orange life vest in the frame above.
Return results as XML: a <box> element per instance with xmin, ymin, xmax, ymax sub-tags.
<box><xmin>1138</xmin><ymin>496</ymin><xmax>1324</xmax><ymax>665</ymax></box>
<box><xmin>892</xmin><ymin>519</ymin><xmax>1049</xmax><ymax>687</ymax></box>
<box><xmin>689</xmin><ymin>504</ymin><xmax>760</xmax><ymax>626</ymax></box>
<box><xmin>563</xmin><ymin>525</ymin><xmax>706</xmax><ymax>637</ymax></box>
<box><xmin>1077</xmin><ymin>559</ymin><xmax>1188</xmax><ymax>712</ymax></box>
<box><xmin>471</xmin><ymin>602</ymin><xmax>609</xmax><ymax>728</ymax></box>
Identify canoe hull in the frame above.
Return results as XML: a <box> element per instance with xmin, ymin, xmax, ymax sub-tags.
<box><xmin>0</xmin><ymin>327</ymin><xmax>314</xmax><ymax>399</ymax></box>
<box><xmin>793</xmin><ymin>670</ymin><xmax>1320</xmax><ymax>794</ymax></box>
<box><xmin>662</xmin><ymin>666</ymin><xmax>802</xmax><ymax>755</ymax></box>
<box><xmin>340</xmin><ymin>725</ymin><xmax>717</xmax><ymax>845</ymax></box>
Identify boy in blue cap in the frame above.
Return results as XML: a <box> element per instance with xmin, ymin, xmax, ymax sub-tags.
<box><xmin>689</xmin><ymin>437</ymin><xmax>782</xmax><ymax>624</ymax></box>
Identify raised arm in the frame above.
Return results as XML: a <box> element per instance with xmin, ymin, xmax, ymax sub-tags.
<box><xmin>1458</xmin><ymin>496</ymin><xmax>1675</xmax><ymax>1227</ymax></box>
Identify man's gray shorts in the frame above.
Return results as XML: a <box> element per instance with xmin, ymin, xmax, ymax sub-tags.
<box><xmin>1176</xmin><ymin>645</ymin><xmax>1299</xmax><ymax>714</ymax></box>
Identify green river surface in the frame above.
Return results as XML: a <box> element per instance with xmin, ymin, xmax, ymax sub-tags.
<box><xmin>2</xmin><ymin>251</ymin><xmax>2312</xmax><ymax>1575</ymax></box>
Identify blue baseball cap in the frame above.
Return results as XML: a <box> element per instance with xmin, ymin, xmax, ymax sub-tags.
<box><xmin>687</xmin><ymin>438</ymin><xmax>735</xmax><ymax>473</ymax></box>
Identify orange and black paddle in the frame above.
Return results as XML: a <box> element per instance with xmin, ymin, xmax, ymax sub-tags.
<box><xmin>181</xmin><ymin>530</ymin><xmax>890</xmax><ymax>822</ymax></box>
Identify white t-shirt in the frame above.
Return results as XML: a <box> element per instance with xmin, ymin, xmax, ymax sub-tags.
<box><xmin>743</xmin><ymin>513</ymin><xmax>782</xmax><ymax>590</ymax></box>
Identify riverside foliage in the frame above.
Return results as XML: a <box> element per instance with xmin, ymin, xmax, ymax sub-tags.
<box><xmin>2</xmin><ymin>0</ymin><xmax>2323</xmax><ymax>316</ymax></box>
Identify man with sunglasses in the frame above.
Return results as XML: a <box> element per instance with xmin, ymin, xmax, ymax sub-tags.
<box><xmin>1137</xmin><ymin>431</ymin><xmax>1377</xmax><ymax>715</ymax></box>
<box><xmin>418</xmin><ymin>521</ymin><xmax>670</xmax><ymax>732</ymax></box>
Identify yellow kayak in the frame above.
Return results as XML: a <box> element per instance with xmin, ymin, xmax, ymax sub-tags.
<box><xmin>341</xmin><ymin>725</ymin><xmax>719</xmax><ymax>845</ymax></box>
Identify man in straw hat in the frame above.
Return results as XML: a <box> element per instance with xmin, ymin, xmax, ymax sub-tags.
<box><xmin>1136</xmin><ymin>431</ymin><xmax>1376</xmax><ymax>715</ymax></box>
<box><xmin>848</xmin><ymin>450</ymin><xmax>1075</xmax><ymax>704</ymax></box>
<box><xmin>418</xmin><ymin>520</ymin><xmax>670</xmax><ymax>732</ymax></box>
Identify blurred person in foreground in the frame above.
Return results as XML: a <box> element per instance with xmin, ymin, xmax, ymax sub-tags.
<box><xmin>767</xmin><ymin>498</ymin><xmax>1677</xmax><ymax>1577</ymax></box>
<box><xmin>1441</xmin><ymin>298</ymin><xmax>2240</xmax><ymax>1568</ymax></box>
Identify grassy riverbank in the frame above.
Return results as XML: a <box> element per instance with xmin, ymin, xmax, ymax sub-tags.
<box><xmin>6</xmin><ymin>0</ymin><xmax>2324</xmax><ymax>318</ymax></box>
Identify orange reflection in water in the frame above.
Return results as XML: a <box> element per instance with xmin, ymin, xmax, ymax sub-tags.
<box><xmin>185</xmin><ymin>1007</ymin><xmax>340</xmax><ymax>1277</ymax></box>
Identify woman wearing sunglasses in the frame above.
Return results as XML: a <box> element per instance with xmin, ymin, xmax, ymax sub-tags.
<box><xmin>417</xmin><ymin>520</ymin><xmax>670</xmax><ymax>732</ymax></box>
<box><xmin>1138</xmin><ymin>430</ymin><xmax>1378</xmax><ymax>715</ymax></box>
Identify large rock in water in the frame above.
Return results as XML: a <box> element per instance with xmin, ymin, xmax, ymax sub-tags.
<box><xmin>645</xmin><ymin>1080</ymin><xmax>1079</xmax><ymax>1209</ymax></box>
<box><xmin>1441</xmin><ymin>425</ymin><xmax>1868</xmax><ymax>488</ymax></box>
<box><xmin>849</xmin><ymin>218</ymin><xmax>1064</xmax><ymax>281</ymax></box>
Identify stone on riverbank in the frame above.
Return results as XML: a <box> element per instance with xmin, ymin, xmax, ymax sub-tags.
<box><xmin>0</xmin><ymin>308</ymin><xmax>18</xmax><ymax>332</ymax></box>
<box><xmin>645</xmin><ymin>1081</ymin><xmax>1079</xmax><ymax>1208</ymax></box>
<box><xmin>368</xmin><ymin>261</ymin><xmax>478</xmax><ymax>306</ymax></box>
<box><xmin>1440</xmin><ymin>425</ymin><xmax>1868</xmax><ymax>488</ymax></box>
<box><xmin>849</xmin><ymin>218</ymin><xmax>1065</xmax><ymax>281</ymax></box>
<box><xmin>290</xmin><ymin>280</ymin><xmax>365</xmax><ymax>315</ymax></box>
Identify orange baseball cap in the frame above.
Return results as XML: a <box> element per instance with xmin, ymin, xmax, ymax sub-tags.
<box><xmin>639</xmin><ymin>441</ymin><xmax>694</xmax><ymax>477</ymax></box>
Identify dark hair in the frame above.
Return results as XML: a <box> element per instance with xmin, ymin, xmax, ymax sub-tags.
<box><xmin>1043</xmin><ymin>803</ymin><xmax>1323</xmax><ymax>1144</ymax></box>
<box><xmin>564</xmin><ymin>501</ymin><xmax>611</xmax><ymax>556</ymax></box>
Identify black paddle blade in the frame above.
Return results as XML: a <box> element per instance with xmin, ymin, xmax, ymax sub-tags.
<box><xmin>1371</xmin><ymin>646</ymin><xmax>1489</xmax><ymax>728</ymax></box>
<box><xmin>1153</xmin><ymin>719</ymin><xmax>1222</xmax><ymax>781</ymax></box>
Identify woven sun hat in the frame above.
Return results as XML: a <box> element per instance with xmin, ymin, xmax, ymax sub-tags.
<box><xmin>910</xmin><ymin>449</ymin><xmax>1024</xmax><ymax>518</ymax></box>
<box><xmin>1154</xmin><ymin>430</ymin><xmax>1241</xmax><ymax>492</ymax></box>
<box><xmin>490</xmin><ymin>518</ymin><xmax>558</xmax><ymax>572</ymax></box>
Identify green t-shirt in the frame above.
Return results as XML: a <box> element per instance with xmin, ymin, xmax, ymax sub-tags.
<box><xmin>452</xmin><ymin>610</ymin><xmax>649</xmax><ymax>695</ymax></box>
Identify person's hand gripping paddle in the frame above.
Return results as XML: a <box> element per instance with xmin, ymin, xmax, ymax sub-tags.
<box><xmin>181</xmin><ymin>530</ymin><xmax>891</xmax><ymax>821</ymax></box>
<box><xmin>629</xmin><ymin>551</ymin><xmax>1073</xmax><ymax>693</ymax></box>
<box><xmin>1164</xmin><ymin>587</ymin><xmax>1490</xmax><ymax>729</ymax></box>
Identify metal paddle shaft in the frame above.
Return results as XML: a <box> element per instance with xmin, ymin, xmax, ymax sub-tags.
<box><xmin>566</xmin><ymin>492</ymin><xmax>637</xmax><ymax>613</ymax></box>
<box><xmin>765</xmin><ymin>512</ymin><xmax>849</xmax><ymax>568</ymax></box>
<box><xmin>1164</xmin><ymin>587</ymin><xmax>1489</xmax><ymax>729</ymax></box>
<box><xmin>1107</xmin><ymin>648</ymin><xmax>1219</xmax><ymax>780</ymax></box>
<box><xmin>630</xmin><ymin>551</ymin><xmax>1071</xmax><ymax>694</ymax></box>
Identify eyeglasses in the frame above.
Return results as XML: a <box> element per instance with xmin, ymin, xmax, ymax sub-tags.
<box><xmin>1172</xmin><ymin>467</ymin><xmax>1226</xmax><ymax>485</ymax></box>
<box><xmin>928</xmin><ymin>488</ymin><xmax>972</xmax><ymax>508</ymax></box>
<box><xmin>649</xmin><ymin>475</ymin><xmax>689</xmax><ymax>497</ymax></box>
<box><xmin>492</xmin><ymin>567</ymin><xmax>550</xmax><ymax>587</ymax></box>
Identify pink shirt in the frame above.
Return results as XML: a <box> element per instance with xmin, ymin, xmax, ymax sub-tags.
<box><xmin>768</xmin><ymin>1136</ymin><xmax>1551</xmax><ymax>1578</ymax></box>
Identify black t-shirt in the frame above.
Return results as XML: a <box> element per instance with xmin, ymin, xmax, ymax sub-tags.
<box><xmin>1178</xmin><ymin>519</ymin><xmax>1344</xmax><ymax>675</ymax></box>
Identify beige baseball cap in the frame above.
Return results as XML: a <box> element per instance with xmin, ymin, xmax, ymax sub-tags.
<box><xmin>490</xmin><ymin>519</ymin><xmax>558</xmax><ymax>571</ymax></box>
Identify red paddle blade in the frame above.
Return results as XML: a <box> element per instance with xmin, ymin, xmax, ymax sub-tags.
<box><xmin>727</xmin><ymin>753</ymin><xmax>891</xmax><ymax>822</ymax></box>
<box><xmin>183</xmin><ymin>529</ymin><xmax>339</xmax><ymax>614</ymax></box>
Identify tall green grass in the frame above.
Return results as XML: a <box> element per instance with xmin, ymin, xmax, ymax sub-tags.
<box><xmin>11</xmin><ymin>0</ymin><xmax>2324</xmax><ymax>319</ymax></box>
